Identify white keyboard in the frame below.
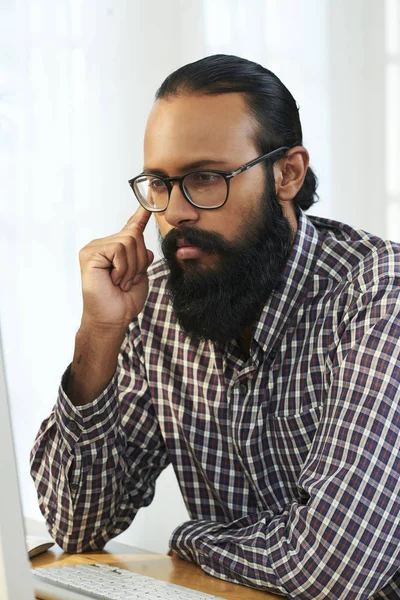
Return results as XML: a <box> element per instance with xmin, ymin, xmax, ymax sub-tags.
<box><xmin>32</xmin><ymin>562</ymin><xmax>226</xmax><ymax>600</ymax></box>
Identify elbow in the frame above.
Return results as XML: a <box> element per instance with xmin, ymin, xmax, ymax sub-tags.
<box><xmin>43</xmin><ymin>509</ymin><xmax>108</xmax><ymax>554</ymax></box>
<box><xmin>50</xmin><ymin>527</ymin><xmax>108</xmax><ymax>554</ymax></box>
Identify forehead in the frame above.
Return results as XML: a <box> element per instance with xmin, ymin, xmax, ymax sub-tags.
<box><xmin>144</xmin><ymin>93</ymin><xmax>258</xmax><ymax>169</ymax></box>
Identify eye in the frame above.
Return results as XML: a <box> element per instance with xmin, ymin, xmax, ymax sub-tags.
<box><xmin>191</xmin><ymin>172</ymin><xmax>219</xmax><ymax>183</ymax></box>
<box><xmin>149</xmin><ymin>178</ymin><xmax>167</xmax><ymax>191</ymax></box>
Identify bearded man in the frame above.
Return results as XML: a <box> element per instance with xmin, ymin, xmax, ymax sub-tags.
<box><xmin>31</xmin><ymin>55</ymin><xmax>400</xmax><ymax>599</ymax></box>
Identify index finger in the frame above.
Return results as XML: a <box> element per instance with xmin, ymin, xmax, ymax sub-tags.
<box><xmin>123</xmin><ymin>206</ymin><xmax>152</xmax><ymax>235</ymax></box>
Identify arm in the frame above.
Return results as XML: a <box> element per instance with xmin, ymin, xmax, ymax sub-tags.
<box><xmin>169</xmin><ymin>283</ymin><xmax>400</xmax><ymax>599</ymax></box>
<box><xmin>30</xmin><ymin>206</ymin><xmax>165</xmax><ymax>552</ymax></box>
<box><xmin>30</xmin><ymin>322</ymin><xmax>170</xmax><ymax>553</ymax></box>
<box><xmin>65</xmin><ymin>205</ymin><xmax>154</xmax><ymax>407</ymax></box>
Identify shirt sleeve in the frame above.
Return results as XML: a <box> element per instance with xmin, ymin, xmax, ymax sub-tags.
<box><xmin>30</xmin><ymin>322</ymin><xmax>170</xmax><ymax>553</ymax></box>
<box><xmin>169</xmin><ymin>281</ymin><xmax>400</xmax><ymax>599</ymax></box>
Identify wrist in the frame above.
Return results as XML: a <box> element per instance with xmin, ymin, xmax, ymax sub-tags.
<box><xmin>78</xmin><ymin>317</ymin><xmax>130</xmax><ymax>342</ymax></box>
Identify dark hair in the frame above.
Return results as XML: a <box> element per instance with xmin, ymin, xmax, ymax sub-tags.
<box><xmin>156</xmin><ymin>54</ymin><xmax>318</xmax><ymax>211</ymax></box>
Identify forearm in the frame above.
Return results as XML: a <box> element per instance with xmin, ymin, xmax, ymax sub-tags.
<box><xmin>31</xmin><ymin>327</ymin><xmax>170</xmax><ymax>553</ymax></box>
<box><xmin>170</xmin><ymin>503</ymin><xmax>399</xmax><ymax>600</ymax></box>
<box><xmin>66</xmin><ymin>322</ymin><xmax>127</xmax><ymax>406</ymax></box>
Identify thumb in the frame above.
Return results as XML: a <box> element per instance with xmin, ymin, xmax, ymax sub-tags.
<box><xmin>147</xmin><ymin>249</ymin><xmax>155</xmax><ymax>265</ymax></box>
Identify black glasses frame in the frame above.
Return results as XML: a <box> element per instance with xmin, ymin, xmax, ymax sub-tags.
<box><xmin>128</xmin><ymin>146</ymin><xmax>289</xmax><ymax>212</ymax></box>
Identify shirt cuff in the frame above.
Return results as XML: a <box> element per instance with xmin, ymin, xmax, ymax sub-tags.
<box><xmin>170</xmin><ymin>519</ymin><xmax>215</xmax><ymax>563</ymax></box>
<box><xmin>54</xmin><ymin>364</ymin><xmax>120</xmax><ymax>450</ymax></box>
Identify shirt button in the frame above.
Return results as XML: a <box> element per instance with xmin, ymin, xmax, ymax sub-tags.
<box><xmin>68</xmin><ymin>420</ymin><xmax>79</xmax><ymax>432</ymax></box>
<box><xmin>70</xmin><ymin>483</ymin><xmax>79</xmax><ymax>492</ymax></box>
<box><xmin>90</xmin><ymin>414</ymin><xmax>102</xmax><ymax>425</ymax></box>
<box><xmin>239</xmin><ymin>383</ymin><xmax>248</xmax><ymax>394</ymax></box>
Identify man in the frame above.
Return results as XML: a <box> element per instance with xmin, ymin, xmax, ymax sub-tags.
<box><xmin>31</xmin><ymin>55</ymin><xmax>400</xmax><ymax>599</ymax></box>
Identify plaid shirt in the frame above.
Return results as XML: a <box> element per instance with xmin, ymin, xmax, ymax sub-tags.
<box><xmin>31</xmin><ymin>210</ymin><xmax>400</xmax><ymax>599</ymax></box>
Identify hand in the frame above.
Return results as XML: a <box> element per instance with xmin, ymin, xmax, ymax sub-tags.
<box><xmin>78</xmin><ymin>206</ymin><xmax>154</xmax><ymax>332</ymax></box>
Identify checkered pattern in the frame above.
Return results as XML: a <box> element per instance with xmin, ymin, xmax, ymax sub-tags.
<box><xmin>31</xmin><ymin>211</ymin><xmax>400</xmax><ymax>599</ymax></box>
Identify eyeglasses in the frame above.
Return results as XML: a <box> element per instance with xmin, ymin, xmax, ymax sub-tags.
<box><xmin>128</xmin><ymin>146</ymin><xmax>289</xmax><ymax>212</ymax></box>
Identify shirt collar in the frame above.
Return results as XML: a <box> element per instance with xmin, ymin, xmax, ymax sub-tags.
<box><xmin>253</xmin><ymin>209</ymin><xmax>322</xmax><ymax>354</ymax></box>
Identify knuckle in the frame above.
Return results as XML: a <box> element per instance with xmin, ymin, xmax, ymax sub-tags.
<box><xmin>79</xmin><ymin>246</ymin><xmax>90</xmax><ymax>261</ymax></box>
<box><xmin>123</xmin><ymin>234</ymin><xmax>138</xmax><ymax>247</ymax></box>
<box><xmin>115</xmin><ymin>241</ymin><xmax>127</xmax><ymax>254</ymax></box>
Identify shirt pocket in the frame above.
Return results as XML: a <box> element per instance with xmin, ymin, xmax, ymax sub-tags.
<box><xmin>269</xmin><ymin>404</ymin><xmax>322</xmax><ymax>485</ymax></box>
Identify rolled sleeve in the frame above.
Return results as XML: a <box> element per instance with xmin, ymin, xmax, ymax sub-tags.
<box><xmin>55</xmin><ymin>365</ymin><xmax>120</xmax><ymax>449</ymax></box>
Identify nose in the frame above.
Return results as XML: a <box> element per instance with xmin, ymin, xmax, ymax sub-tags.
<box><xmin>163</xmin><ymin>181</ymin><xmax>199</xmax><ymax>228</ymax></box>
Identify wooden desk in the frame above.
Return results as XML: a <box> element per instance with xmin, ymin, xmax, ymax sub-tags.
<box><xmin>31</xmin><ymin>541</ymin><xmax>285</xmax><ymax>600</ymax></box>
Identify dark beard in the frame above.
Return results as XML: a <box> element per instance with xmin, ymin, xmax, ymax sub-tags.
<box><xmin>160</xmin><ymin>185</ymin><xmax>294</xmax><ymax>344</ymax></box>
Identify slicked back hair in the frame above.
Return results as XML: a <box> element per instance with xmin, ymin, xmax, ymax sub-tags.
<box><xmin>156</xmin><ymin>54</ymin><xmax>318</xmax><ymax>211</ymax></box>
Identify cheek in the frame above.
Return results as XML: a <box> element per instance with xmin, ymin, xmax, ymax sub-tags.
<box><xmin>154</xmin><ymin>194</ymin><xmax>262</xmax><ymax>244</ymax></box>
<box><xmin>216</xmin><ymin>190</ymin><xmax>263</xmax><ymax>240</ymax></box>
<box><xmin>154</xmin><ymin>215</ymin><xmax>171</xmax><ymax>239</ymax></box>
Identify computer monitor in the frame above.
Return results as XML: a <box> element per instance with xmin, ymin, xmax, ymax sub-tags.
<box><xmin>0</xmin><ymin>331</ymin><xmax>34</xmax><ymax>599</ymax></box>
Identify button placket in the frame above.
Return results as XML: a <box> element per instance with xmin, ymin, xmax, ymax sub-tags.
<box><xmin>90</xmin><ymin>414</ymin><xmax>102</xmax><ymax>426</ymax></box>
<box><xmin>229</xmin><ymin>374</ymin><xmax>266</xmax><ymax>510</ymax></box>
<box><xmin>238</xmin><ymin>382</ymin><xmax>248</xmax><ymax>394</ymax></box>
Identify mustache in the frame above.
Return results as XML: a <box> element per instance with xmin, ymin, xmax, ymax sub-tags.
<box><xmin>161</xmin><ymin>227</ymin><xmax>236</xmax><ymax>260</ymax></box>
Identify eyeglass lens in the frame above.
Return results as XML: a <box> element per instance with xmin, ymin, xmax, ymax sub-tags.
<box><xmin>134</xmin><ymin>172</ymin><xmax>227</xmax><ymax>211</ymax></box>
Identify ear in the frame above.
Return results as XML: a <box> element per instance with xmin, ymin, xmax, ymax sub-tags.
<box><xmin>273</xmin><ymin>146</ymin><xmax>309</xmax><ymax>202</ymax></box>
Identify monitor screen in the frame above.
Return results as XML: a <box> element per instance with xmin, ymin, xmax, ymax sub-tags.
<box><xmin>0</xmin><ymin>332</ymin><xmax>34</xmax><ymax>599</ymax></box>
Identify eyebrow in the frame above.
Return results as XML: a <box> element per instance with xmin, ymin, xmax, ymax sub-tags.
<box><xmin>142</xmin><ymin>159</ymin><xmax>230</xmax><ymax>176</ymax></box>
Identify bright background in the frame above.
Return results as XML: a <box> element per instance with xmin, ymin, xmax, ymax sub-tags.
<box><xmin>1</xmin><ymin>0</ymin><xmax>400</xmax><ymax>553</ymax></box>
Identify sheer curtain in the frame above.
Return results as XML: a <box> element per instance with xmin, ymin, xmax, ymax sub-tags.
<box><xmin>385</xmin><ymin>0</ymin><xmax>400</xmax><ymax>240</ymax></box>
<box><xmin>1</xmin><ymin>0</ymin><xmax>204</xmax><ymax>552</ymax></box>
<box><xmin>1</xmin><ymin>0</ymin><xmax>398</xmax><ymax>553</ymax></box>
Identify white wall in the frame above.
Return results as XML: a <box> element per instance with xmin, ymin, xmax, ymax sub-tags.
<box><xmin>2</xmin><ymin>0</ymin><xmax>399</xmax><ymax>554</ymax></box>
<box><xmin>328</xmin><ymin>0</ymin><xmax>386</xmax><ymax>236</ymax></box>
